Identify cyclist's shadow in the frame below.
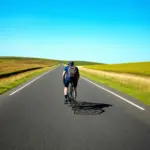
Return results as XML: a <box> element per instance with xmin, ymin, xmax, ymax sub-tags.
<box><xmin>71</xmin><ymin>101</ymin><xmax>113</xmax><ymax>115</ymax></box>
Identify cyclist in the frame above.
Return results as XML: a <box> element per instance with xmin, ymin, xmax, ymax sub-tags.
<box><xmin>62</xmin><ymin>61</ymin><xmax>80</xmax><ymax>104</ymax></box>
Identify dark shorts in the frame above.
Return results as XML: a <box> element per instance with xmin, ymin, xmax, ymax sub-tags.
<box><xmin>64</xmin><ymin>78</ymin><xmax>78</xmax><ymax>88</ymax></box>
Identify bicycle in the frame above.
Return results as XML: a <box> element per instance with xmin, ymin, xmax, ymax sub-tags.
<box><xmin>68</xmin><ymin>80</ymin><xmax>75</xmax><ymax>101</ymax></box>
<box><xmin>68</xmin><ymin>81</ymin><xmax>77</xmax><ymax>113</ymax></box>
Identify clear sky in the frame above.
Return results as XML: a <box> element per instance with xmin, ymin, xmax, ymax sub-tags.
<box><xmin>0</xmin><ymin>0</ymin><xmax>150</xmax><ymax>63</ymax></box>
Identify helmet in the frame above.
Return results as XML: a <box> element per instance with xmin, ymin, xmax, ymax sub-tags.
<box><xmin>68</xmin><ymin>61</ymin><xmax>74</xmax><ymax>66</ymax></box>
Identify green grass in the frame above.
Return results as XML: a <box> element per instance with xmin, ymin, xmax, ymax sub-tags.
<box><xmin>0</xmin><ymin>67</ymin><xmax>43</xmax><ymax>78</ymax></box>
<box><xmin>80</xmin><ymin>70</ymin><xmax>150</xmax><ymax>105</ymax></box>
<box><xmin>0</xmin><ymin>57</ymin><xmax>100</xmax><ymax>75</ymax></box>
<box><xmin>0</xmin><ymin>56</ymin><xmax>102</xmax><ymax>94</ymax></box>
<box><xmin>85</xmin><ymin>62</ymin><xmax>150</xmax><ymax>76</ymax></box>
<box><xmin>0</xmin><ymin>66</ymin><xmax>56</xmax><ymax>94</ymax></box>
<box><xmin>0</xmin><ymin>56</ymin><xmax>59</xmax><ymax>75</ymax></box>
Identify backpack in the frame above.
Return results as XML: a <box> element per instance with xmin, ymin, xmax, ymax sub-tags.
<box><xmin>68</xmin><ymin>66</ymin><xmax>78</xmax><ymax>78</ymax></box>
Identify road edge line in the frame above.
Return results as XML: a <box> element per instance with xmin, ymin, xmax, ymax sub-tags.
<box><xmin>10</xmin><ymin>67</ymin><xmax>57</xmax><ymax>96</ymax></box>
<box><xmin>81</xmin><ymin>76</ymin><xmax>145</xmax><ymax>111</ymax></box>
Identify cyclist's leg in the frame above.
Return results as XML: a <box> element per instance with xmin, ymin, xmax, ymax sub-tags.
<box><xmin>64</xmin><ymin>79</ymin><xmax>69</xmax><ymax>102</ymax></box>
<box><xmin>74</xmin><ymin>88</ymin><xmax>77</xmax><ymax>101</ymax></box>
<box><xmin>73</xmin><ymin>79</ymin><xmax>78</xmax><ymax>101</ymax></box>
<box><xmin>64</xmin><ymin>87</ymin><xmax>68</xmax><ymax>98</ymax></box>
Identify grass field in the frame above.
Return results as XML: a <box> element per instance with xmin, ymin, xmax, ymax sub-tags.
<box><xmin>0</xmin><ymin>57</ymin><xmax>100</xmax><ymax>76</ymax></box>
<box><xmin>1</xmin><ymin>56</ymin><xmax>150</xmax><ymax>103</ymax></box>
<box><xmin>79</xmin><ymin>67</ymin><xmax>150</xmax><ymax>105</ymax></box>
<box><xmin>0</xmin><ymin>67</ymin><xmax>55</xmax><ymax>94</ymax></box>
<box><xmin>85</xmin><ymin>62</ymin><xmax>150</xmax><ymax>76</ymax></box>
<box><xmin>80</xmin><ymin>71</ymin><xmax>150</xmax><ymax>105</ymax></box>
<box><xmin>0</xmin><ymin>56</ymin><xmax>99</xmax><ymax>94</ymax></box>
<box><xmin>0</xmin><ymin>56</ymin><xmax>59</xmax><ymax>94</ymax></box>
<box><xmin>0</xmin><ymin>56</ymin><xmax>59</xmax><ymax>75</ymax></box>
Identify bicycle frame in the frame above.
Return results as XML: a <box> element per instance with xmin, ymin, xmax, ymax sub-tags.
<box><xmin>68</xmin><ymin>81</ymin><xmax>75</xmax><ymax>101</ymax></box>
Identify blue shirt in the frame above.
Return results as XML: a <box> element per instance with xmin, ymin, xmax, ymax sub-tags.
<box><xmin>64</xmin><ymin>66</ymin><xmax>70</xmax><ymax>80</ymax></box>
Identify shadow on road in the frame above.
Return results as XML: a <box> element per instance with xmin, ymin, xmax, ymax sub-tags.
<box><xmin>70</xmin><ymin>101</ymin><xmax>113</xmax><ymax>115</ymax></box>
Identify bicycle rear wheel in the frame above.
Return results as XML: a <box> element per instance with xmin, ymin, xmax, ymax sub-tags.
<box><xmin>67</xmin><ymin>82</ymin><xmax>72</xmax><ymax>102</ymax></box>
<box><xmin>68</xmin><ymin>82</ymin><xmax>74</xmax><ymax>100</ymax></box>
<box><xmin>71</xmin><ymin>82</ymin><xmax>75</xmax><ymax>101</ymax></box>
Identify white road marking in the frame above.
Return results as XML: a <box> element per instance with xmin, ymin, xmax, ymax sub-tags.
<box><xmin>10</xmin><ymin>67</ymin><xmax>56</xmax><ymax>96</ymax></box>
<box><xmin>81</xmin><ymin>76</ymin><xmax>145</xmax><ymax>111</ymax></box>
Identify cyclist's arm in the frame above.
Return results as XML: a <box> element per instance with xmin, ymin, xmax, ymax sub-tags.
<box><xmin>62</xmin><ymin>71</ymin><xmax>66</xmax><ymax>80</ymax></box>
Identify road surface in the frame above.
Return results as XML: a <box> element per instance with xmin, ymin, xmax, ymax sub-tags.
<box><xmin>0</xmin><ymin>65</ymin><xmax>150</xmax><ymax>150</ymax></box>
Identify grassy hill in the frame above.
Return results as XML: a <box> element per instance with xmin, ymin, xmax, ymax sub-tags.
<box><xmin>0</xmin><ymin>56</ymin><xmax>102</xmax><ymax>77</ymax></box>
<box><xmin>85</xmin><ymin>62</ymin><xmax>150</xmax><ymax>76</ymax></box>
<box><xmin>80</xmin><ymin>61</ymin><xmax>150</xmax><ymax>105</ymax></box>
<box><xmin>0</xmin><ymin>56</ymin><xmax>59</xmax><ymax>76</ymax></box>
<box><xmin>0</xmin><ymin>56</ymin><xmax>102</xmax><ymax>94</ymax></box>
<box><xmin>0</xmin><ymin>56</ymin><xmax>60</xmax><ymax>94</ymax></box>
<box><xmin>1</xmin><ymin>56</ymin><xmax>150</xmax><ymax>105</ymax></box>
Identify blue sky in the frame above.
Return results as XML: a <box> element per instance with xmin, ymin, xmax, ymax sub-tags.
<box><xmin>0</xmin><ymin>0</ymin><xmax>150</xmax><ymax>63</ymax></box>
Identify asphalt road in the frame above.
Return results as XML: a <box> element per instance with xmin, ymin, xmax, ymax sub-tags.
<box><xmin>0</xmin><ymin>65</ymin><xmax>150</xmax><ymax>150</ymax></box>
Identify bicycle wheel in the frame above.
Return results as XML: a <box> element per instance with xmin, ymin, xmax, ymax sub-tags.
<box><xmin>73</xmin><ymin>100</ymin><xmax>77</xmax><ymax>114</ymax></box>
<box><xmin>68</xmin><ymin>82</ymin><xmax>73</xmax><ymax>102</ymax></box>
<box><xmin>71</xmin><ymin>84</ymin><xmax>75</xmax><ymax>100</ymax></box>
<box><xmin>70</xmin><ymin>82</ymin><xmax>76</xmax><ymax>112</ymax></box>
